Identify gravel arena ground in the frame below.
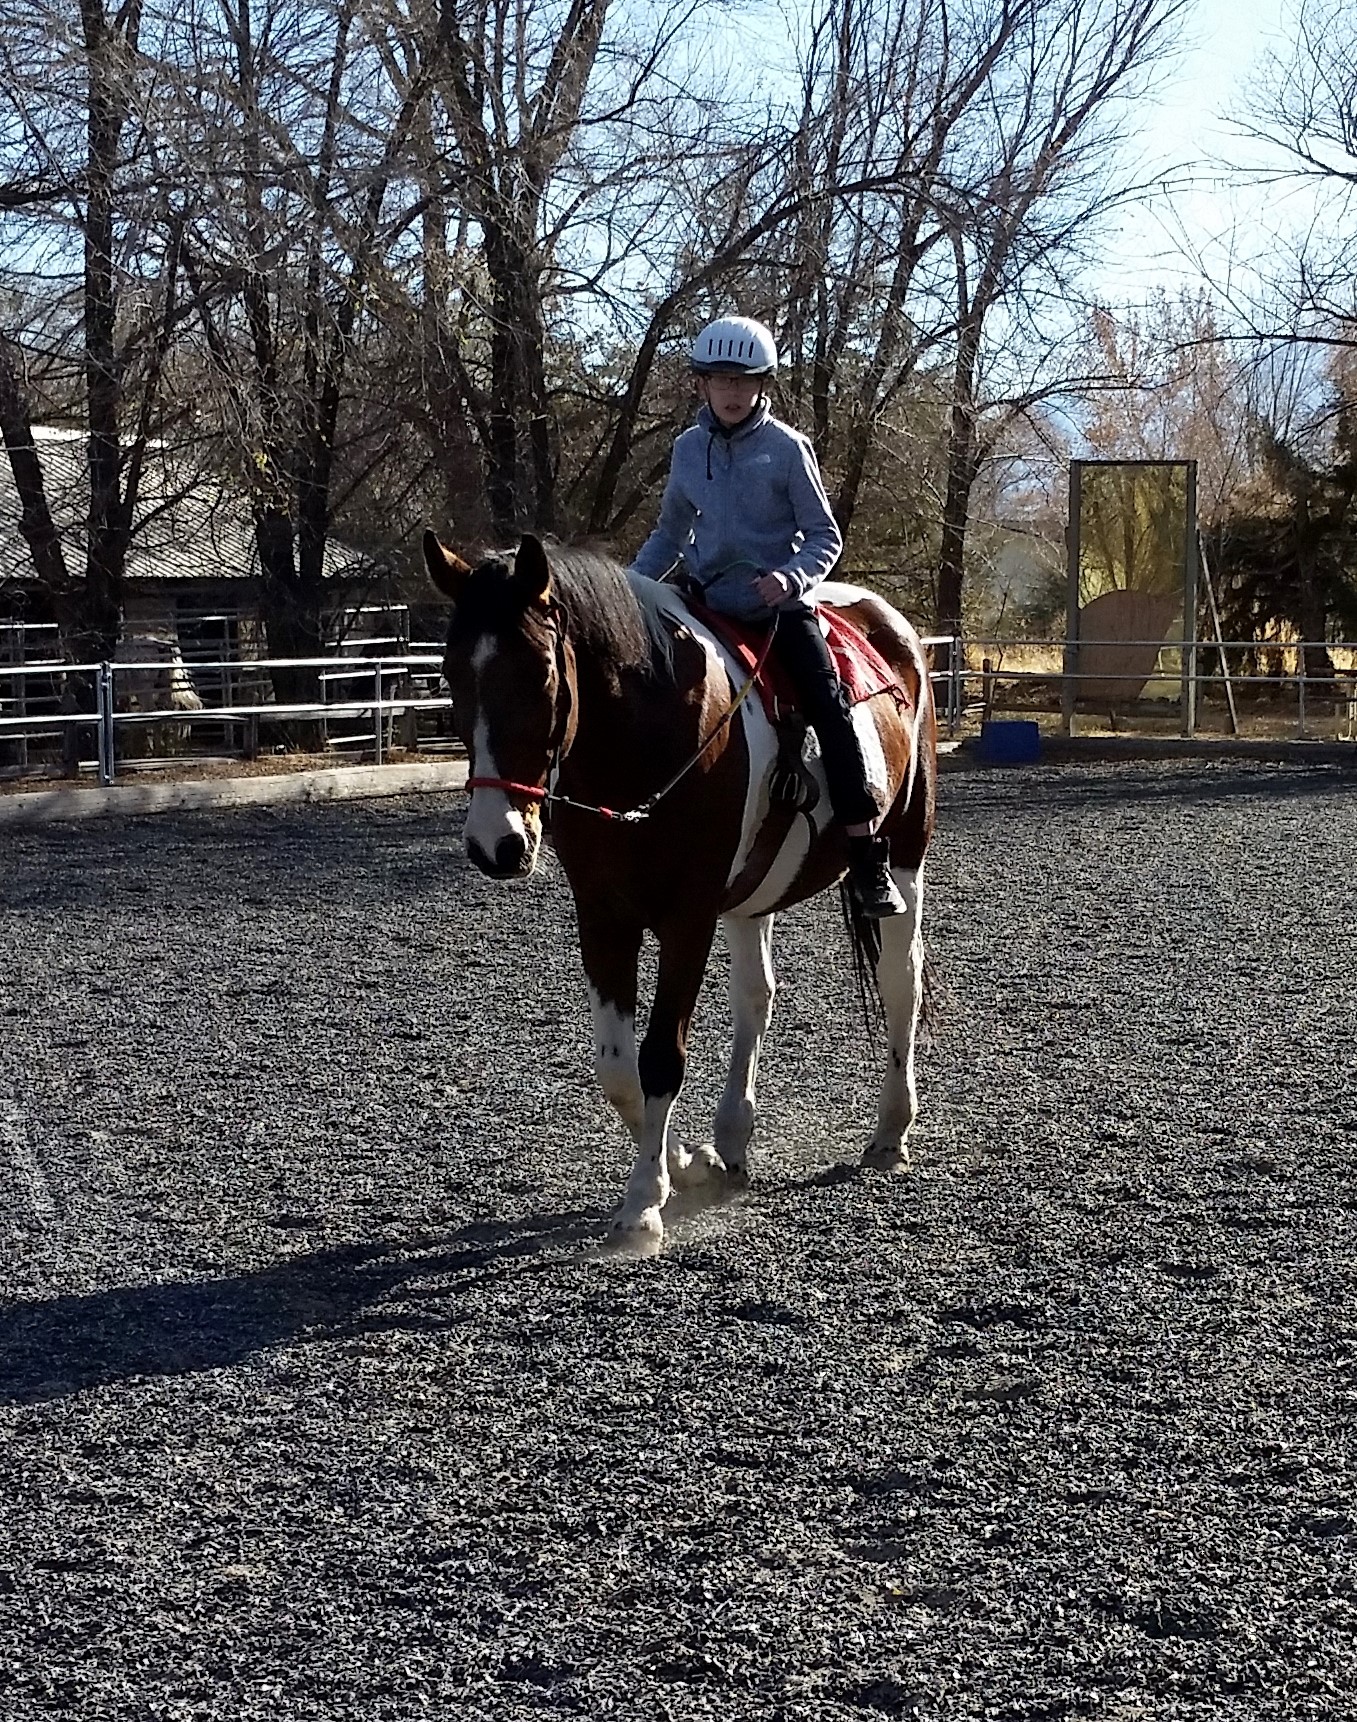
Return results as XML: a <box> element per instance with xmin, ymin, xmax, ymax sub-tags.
<box><xmin>1</xmin><ymin>758</ymin><xmax>1355</xmax><ymax>1722</ymax></box>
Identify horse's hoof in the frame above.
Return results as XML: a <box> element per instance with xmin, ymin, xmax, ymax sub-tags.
<box><xmin>609</xmin><ymin>1207</ymin><xmax>665</xmax><ymax>1255</ymax></box>
<box><xmin>668</xmin><ymin>1139</ymin><xmax>727</xmax><ymax>1189</ymax></box>
<box><xmin>861</xmin><ymin>1142</ymin><xmax>911</xmax><ymax>1174</ymax></box>
<box><xmin>724</xmin><ymin>1163</ymin><xmax>750</xmax><ymax>1190</ymax></box>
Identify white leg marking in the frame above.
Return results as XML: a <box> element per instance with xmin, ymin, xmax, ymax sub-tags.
<box><xmin>714</xmin><ymin>914</ymin><xmax>776</xmax><ymax>1177</ymax></box>
<box><xmin>588</xmin><ymin>987</ymin><xmax>643</xmax><ymax>1143</ymax></box>
<box><xmin>666</xmin><ymin>1134</ymin><xmax>728</xmax><ymax>1189</ymax></box>
<box><xmin>615</xmin><ymin>1095</ymin><xmax>676</xmax><ymax>1242</ymax></box>
<box><xmin>865</xmin><ymin>865</ymin><xmax>925</xmax><ymax>1170</ymax></box>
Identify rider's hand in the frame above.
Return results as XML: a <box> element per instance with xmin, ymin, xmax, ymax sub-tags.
<box><xmin>754</xmin><ymin>570</ymin><xmax>793</xmax><ymax>607</ymax></box>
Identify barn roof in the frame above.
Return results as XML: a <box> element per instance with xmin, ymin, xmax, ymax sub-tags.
<box><xmin>0</xmin><ymin>428</ymin><xmax>380</xmax><ymax>588</ymax></box>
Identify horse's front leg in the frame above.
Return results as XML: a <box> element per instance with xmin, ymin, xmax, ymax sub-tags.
<box><xmin>713</xmin><ymin>912</ymin><xmax>776</xmax><ymax>1183</ymax></box>
<box><xmin>578</xmin><ymin>912</ymin><xmax>645</xmax><ymax>1146</ymax></box>
<box><xmin>863</xmin><ymin>862</ymin><xmax>925</xmax><ymax>1171</ymax></box>
<box><xmin>615</xmin><ymin>915</ymin><xmax>719</xmax><ymax>1244</ymax></box>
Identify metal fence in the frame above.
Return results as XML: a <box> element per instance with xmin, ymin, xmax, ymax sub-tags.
<box><xmin>0</xmin><ymin>653</ymin><xmax>455</xmax><ymax>785</ymax></box>
<box><xmin>967</xmin><ymin>635</ymin><xmax>1357</xmax><ymax>741</ymax></box>
<box><xmin>1</xmin><ymin>637</ymin><xmax>968</xmax><ymax>786</ymax></box>
<box><xmin>8</xmin><ymin>631</ymin><xmax>1346</xmax><ymax>789</ymax></box>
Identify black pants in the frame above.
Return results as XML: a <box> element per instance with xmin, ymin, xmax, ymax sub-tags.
<box><xmin>769</xmin><ymin>605</ymin><xmax>880</xmax><ymax>826</ymax></box>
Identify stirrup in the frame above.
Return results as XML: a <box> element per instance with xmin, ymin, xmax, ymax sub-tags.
<box><xmin>769</xmin><ymin>718</ymin><xmax>818</xmax><ymax>811</ymax></box>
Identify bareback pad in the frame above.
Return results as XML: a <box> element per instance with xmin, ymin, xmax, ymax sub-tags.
<box><xmin>681</xmin><ymin>598</ymin><xmax>909</xmax><ymax>723</ymax></box>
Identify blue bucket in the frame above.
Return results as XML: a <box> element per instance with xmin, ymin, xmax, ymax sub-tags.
<box><xmin>977</xmin><ymin>719</ymin><xmax>1041</xmax><ymax>765</ymax></box>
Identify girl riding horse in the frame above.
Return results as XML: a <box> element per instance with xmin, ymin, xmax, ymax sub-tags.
<box><xmin>628</xmin><ymin>314</ymin><xmax>906</xmax><ymax>918</ymax></box>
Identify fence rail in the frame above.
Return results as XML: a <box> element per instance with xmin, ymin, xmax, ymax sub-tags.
<box><xmin>0</xmin><ymin>640</ymin><xmax>970</xmax><ymax>785</ymax></box>
<box><xmin>0</xmin><ymin>654</ymin><xmax>455</xmax><ymax>784</ymax></box>
<box><xmin>968</xmin><ymin>635</ymin><xmax>1357</xmax><ymax>741</ymax></box>
<box><xmin>3</xmin><ymin>632</ymin><xmax>1352</xmax><ymax>787</ymax></box>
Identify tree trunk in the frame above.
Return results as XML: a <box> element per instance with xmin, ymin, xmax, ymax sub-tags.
<box><xmin>255</xmin><ymin>505</ymin><xmax>325</xmax><ymax>756</ymax></box>
<box><xmin>481</xmin><ymin>222</ymin><xmax>556</xmax><ymax>536</ymax></box>
<box><xmin>934</xmin><ymin>303</ymin><xmax>983</xmax><ymax>663</ymax></box>
<box><xmin>79</xmin><ymin>0</ymin><xmax>132</xmax><ymax>664</ymax></box>
<box><xmin>0</xmin><ymin>339</ymin><xmax>70</xmax><ymax>596</ymax></box>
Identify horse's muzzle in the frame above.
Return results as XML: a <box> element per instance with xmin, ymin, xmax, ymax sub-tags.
<box><xmin>468</xmin><ymin>830</ymin><xmax>536</xmax><ymax>879</ymax></box>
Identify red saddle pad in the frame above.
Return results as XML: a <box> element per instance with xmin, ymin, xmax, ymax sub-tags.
<box><xmin>684</xmin><ymin>598</ymin><xmax>906</xmax><ymax>723</ymax></box>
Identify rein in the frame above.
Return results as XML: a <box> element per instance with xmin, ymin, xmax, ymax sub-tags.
<box><xmin>465</xmin><ymin>609</ymin><xmax>778</xmax><ymax>825</ymax></box>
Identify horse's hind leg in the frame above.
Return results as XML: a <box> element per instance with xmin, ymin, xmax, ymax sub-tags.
<box><xmin>863</xmin><ymin>863</ymin><xmax>925</xmax><ymax>1171</ymax></box>
<box><xmin>713</xmin><ymin>912</ymin><xmax>776</xmax><ymax>1183</ymax></box>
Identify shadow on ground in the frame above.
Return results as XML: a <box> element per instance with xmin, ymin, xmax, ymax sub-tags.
<box><xmin>0</xmin><ymin>1207</ymin><xmax>608</xmax><ymax>1406</ymax></box>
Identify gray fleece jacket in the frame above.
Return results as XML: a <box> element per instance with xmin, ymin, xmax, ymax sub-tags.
<box><xmin>629</xmin><ymin>404</ymin><xmax>843</xmax><ymax>621</ymax></box>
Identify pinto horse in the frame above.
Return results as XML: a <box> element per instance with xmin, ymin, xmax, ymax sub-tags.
<box><xmin>424</xmin><ymin>532</ymin><xmax>936</xmax><ymax>1246</ymax></box>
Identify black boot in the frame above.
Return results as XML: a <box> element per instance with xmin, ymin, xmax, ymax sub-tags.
<box><xmin>848</xmin><ymin>835</ymin><xmax>908</xmax><ymax>918</ymax></box>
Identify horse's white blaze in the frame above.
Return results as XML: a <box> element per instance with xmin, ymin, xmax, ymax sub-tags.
<box><xmin>588</xmin><ymin>987</ymin><xmax>643</xmax><ymax>1143</ymax></box>
<box><xmin>464</xmin><ymin>634</ymin><xmax>531</xmax><ymax>860</ymax></box>
<box><xmin>868</xmin><ymin>864</ymin><xmax>926</xmax><ymax>1163</ymax></box>
<box><xmin>714</xmin><ymin>914</ymin><xmax>776</xmax><ymax>1173</ymax></box>
<box><xmin>465</xmin><ymin>716</ymin><xmax>526</xmax><ymax>856</ymax></box>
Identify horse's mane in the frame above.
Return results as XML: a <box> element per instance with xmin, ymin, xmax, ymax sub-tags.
<box><xmin>501</xmin><ymin>539</ymin><xmax>678</xmax><ymax>681</ymax></box>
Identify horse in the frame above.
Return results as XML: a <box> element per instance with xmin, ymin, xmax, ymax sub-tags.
<box><xmin>423</xmin><ymin>531</ymin><xmax>937</xmax><ymax>1247</ymax></box>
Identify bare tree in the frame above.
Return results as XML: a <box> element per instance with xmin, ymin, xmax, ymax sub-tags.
<box><xmin>925</xmin><ymin>0</ymin><xmax>1191</xmax><ymax>639</ymax></box>
<box><xmin>418</xmin><ymin>0</ymin><xmax>742</xmax><ymax>536</ymax></box>
<box><xmin>0</xmin><ymin>0</ymin><xmax>190</xmax><ymax>660</ymax></box>
<box><xmin>154</xmin><ymin>0</ymin><xmax>449</xmax><ymax>685</ymax></box>
<box><xmin>1232</xmin><ymin>0</ymin><xmax>1357</xmax><ymax>353</ymax></box>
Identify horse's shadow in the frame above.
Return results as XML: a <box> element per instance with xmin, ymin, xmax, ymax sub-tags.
<box><xmin>0</xmin><ymin>1207</ymin><xmax>606</xmax><ymax>1407</ymax></box>
<box><xmin>0</xmin><ymin>1162</ymin><xmax>873</xmax><ymax>1404</ymax></box>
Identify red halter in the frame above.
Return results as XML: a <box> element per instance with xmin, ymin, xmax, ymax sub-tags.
<box><xmin>464</xmin><ymin>776</ymin><xmax>548</xmax><ymax>800</ymax></box>
<box><xmin>464</xmin><ymin>775</ymin><xmax>636</xmax><ymax>821</ymax></box>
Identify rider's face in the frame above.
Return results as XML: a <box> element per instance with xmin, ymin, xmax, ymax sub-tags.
<box><xmin>698</xmin><ymin>374</ymin><xmax>763</xmax><ymax>427</ymax></box>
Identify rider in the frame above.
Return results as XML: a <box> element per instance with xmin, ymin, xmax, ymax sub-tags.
<box><xmin>628</xmin><ymin>313</ymin><xmax>907</xmax><ymax>918</ymax></box>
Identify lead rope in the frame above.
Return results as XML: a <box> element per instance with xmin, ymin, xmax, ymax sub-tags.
<box><xmin>465</xmin><ymin>614</ymin><xmax>779</xmax><ymax>824</ymax></box>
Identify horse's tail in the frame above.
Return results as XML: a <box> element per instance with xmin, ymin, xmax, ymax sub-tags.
<box><xmin>838</xmin><ymin>877</ymin><xmax>883</xmax><ymax>1043</ymax></box>
<box><xmin>838</xmin><ymin>879</ymin><xmax>938</xmax><ymax>1045</ymax></box>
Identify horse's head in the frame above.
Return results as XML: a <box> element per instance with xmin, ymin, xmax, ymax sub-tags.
<box><xmin>423</xmin><ymin>531</ymin><xmax>574</xmax><ymax>879</ymax></box>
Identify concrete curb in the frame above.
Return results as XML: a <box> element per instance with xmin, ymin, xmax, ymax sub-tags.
<box><xmin>0</xmin><ymin>759</ymin><xmax>469</xmax><ymax>826</ymax></box>
<box><xmin>4</xmin><ymin>736</ymin><xmax>1350</xmax><ymax>823</ymax></box>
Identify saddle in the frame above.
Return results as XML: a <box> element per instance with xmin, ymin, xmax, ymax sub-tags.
<box><xmin>680</xmin><ymin>597</ymin><xmax>911</xmax><ymax>875</ymax></box>
<box><xmin>682</xmin><ymin>596</ymin><xmax>907</xmax><ymax>725</ymax></box>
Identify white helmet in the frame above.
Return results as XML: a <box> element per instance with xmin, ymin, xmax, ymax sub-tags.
<box><xmin>690</xmin><ymin>315</ymin><xmax>778</xmax><ymax>376</ymax></box>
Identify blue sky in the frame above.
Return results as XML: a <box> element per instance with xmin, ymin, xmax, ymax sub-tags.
<box><xmin>1098</xmin><ymin>0</ymin><xmax>1305</xmax><ymax>303</ymax></box>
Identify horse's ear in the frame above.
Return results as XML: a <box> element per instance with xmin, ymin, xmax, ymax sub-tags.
<box><xmin>513</xmin><ymin>534</ymin><xmax>553</xmax><ymax>607</ymax></box>
<box><xmin>423</xmin><ymin>531</ymin><xmax>472</xmax><ymax>602</ymax></box>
